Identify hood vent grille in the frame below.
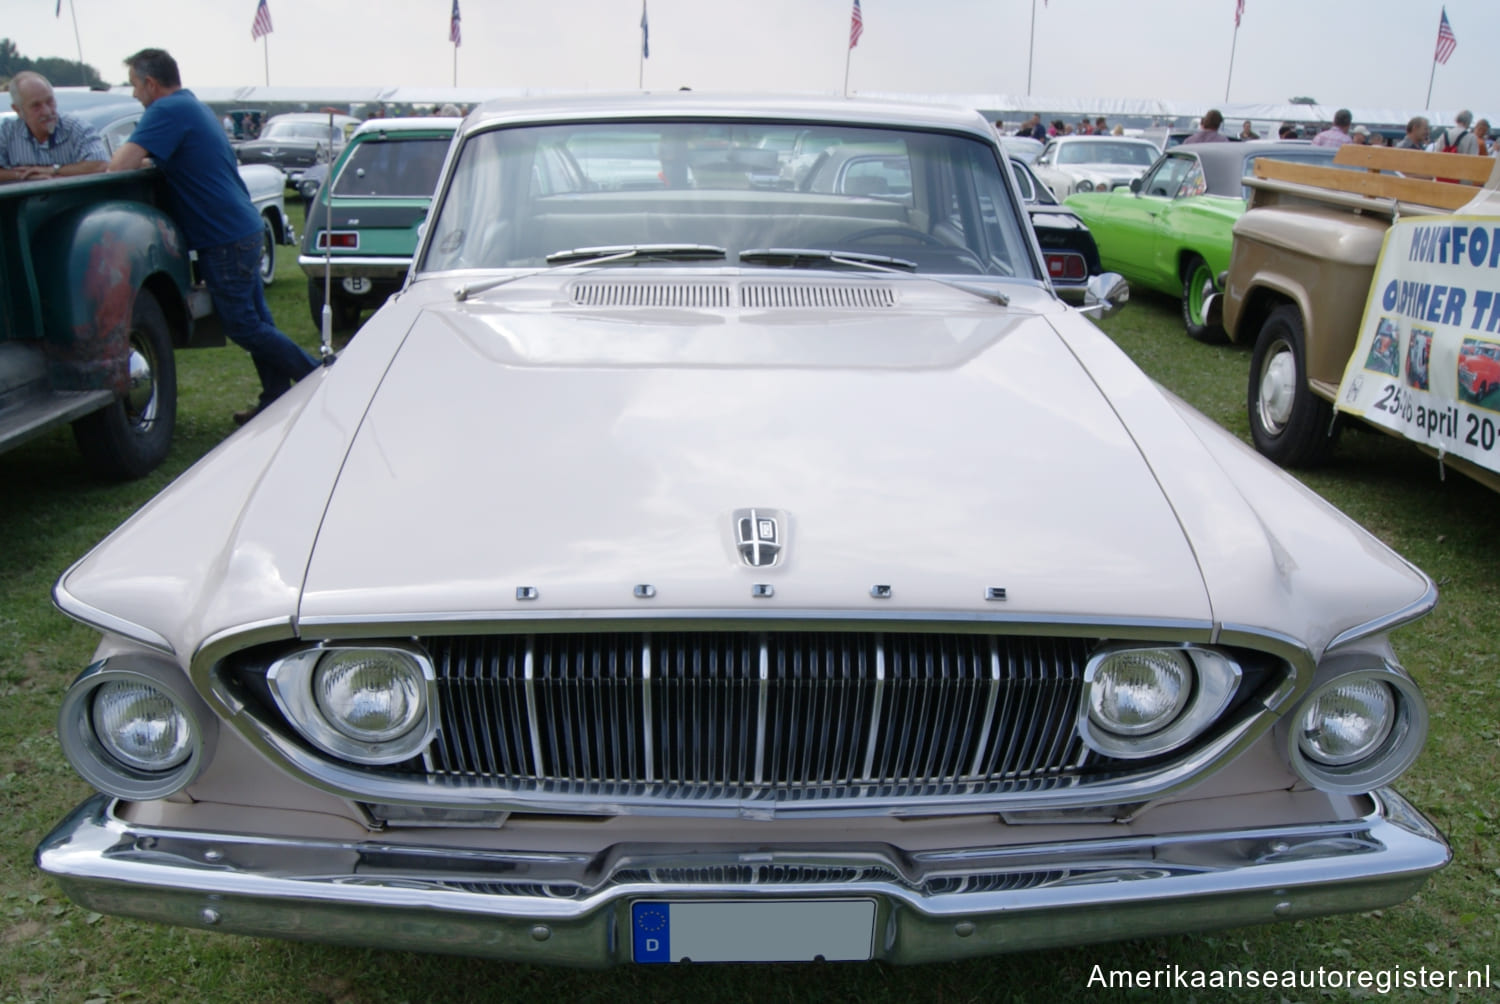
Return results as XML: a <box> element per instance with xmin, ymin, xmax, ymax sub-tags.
<box><xmin>569</xmin><ymin>281</ymin><xmax>897</xmax><ymax>310</ymax></box>
<box><xmin>571</xmin><ymin>282</ymin><xmax>732</xmax><ymax>309</ymax></box>
<box><xmin>741</xmin><ymin>283</ymin><xmax>896</xmax><ymax>310</ymax></box>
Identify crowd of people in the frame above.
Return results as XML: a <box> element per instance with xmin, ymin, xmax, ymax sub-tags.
<box><xmin>1002</xmin><ymin>105</ymin><xmax>1495</xmax><ymax>157</ymax></box>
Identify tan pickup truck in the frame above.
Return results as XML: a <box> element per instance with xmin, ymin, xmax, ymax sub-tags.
<box><xmin>1214</xmin><ymin>143</ymin><xmax>1500</xmax><ymax>491</ymax></box>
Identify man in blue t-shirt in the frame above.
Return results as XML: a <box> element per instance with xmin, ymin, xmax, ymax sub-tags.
<box><xmin>107</xmin><ymin>48</ymin><xmax>318</xmax><ymax>426</ymax></box>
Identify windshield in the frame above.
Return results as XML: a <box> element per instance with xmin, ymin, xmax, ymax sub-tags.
<box><xmin>421</xmin><ymin>120</ymin><xmax>1035</xmax><ymax>280</ymax></box>
<box><xmin>332</xmin><ymin>137</ymin><xmax>451</xmax><ymax>197</ymax></box>
<box><xmin>263</xmin><ymin>121</ymin><xmax>340</xmax><ymax>142</ymax></box>
<box><xmin>1057</xmin><ymin>141</ymin><xmax>1158</xmax><ymax>166</ymax></box>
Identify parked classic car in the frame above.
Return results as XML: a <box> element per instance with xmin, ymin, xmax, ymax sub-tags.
<box><xmin>1029</xmin><ymin>135</ymin><xmax>1159</xmax><ymax>199</ymax></box>
<box><xmin>37</xmin><ymin>95</ymin><xmax>1446</xmax><ymax>967</ymax></box>
<box><xmin>299</xmin><ymin>117</ymin><xmax>458</xmax><ymax>333</ymax></box>
<box><xmin>1009</xmin><ymin>156</ymin><xmax>1105</xmax><ymax>302</ymax></box>
<box><xmin>3</xmin><ymin>89</ymin><xmax>296</xmax><ymax>284</ymax></box>
<box><xmin>1064</xmin><ymin>141</ymin><xmax>1338</xmax><ymax>340</ymax></box>
<box><xmin>234</xmin><ymin>111</ymin><xmax>360</xmax><ymax>186</ymax></box>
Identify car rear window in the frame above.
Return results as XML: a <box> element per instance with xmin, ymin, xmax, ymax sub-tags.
<box><xmin>332</xmin><ymin>138</ymin><xmax>452</xmax><ymax>197</ymax></box>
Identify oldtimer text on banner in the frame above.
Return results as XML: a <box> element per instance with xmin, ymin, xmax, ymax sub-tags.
<box><xmin>1337</xmin><ymin>216</ymin><xmax>1500</xmax><ymax>472</ymax></box>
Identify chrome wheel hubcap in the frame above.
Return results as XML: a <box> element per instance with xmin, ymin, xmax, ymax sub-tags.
<box><xmin>1258</xmin><ymin>341</ymin><xmax>1296</xmax><ymax>433</ymax></box>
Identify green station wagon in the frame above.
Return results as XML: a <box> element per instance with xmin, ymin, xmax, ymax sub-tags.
<box><xmin>1065</xmin><ymin>141</ymin><xmax>1338</xmax><ymax>340</ymax></box>
<box><xmin>299</xmin><ymin>117</ymin><xmax>459</xmax><ymax>333</ymax></box>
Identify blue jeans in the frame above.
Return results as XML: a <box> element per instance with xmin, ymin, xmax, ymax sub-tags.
<box><xmin>197</xmin><ymin>232</ymin><xmax>318</xmax><ymax>408</ymax></box>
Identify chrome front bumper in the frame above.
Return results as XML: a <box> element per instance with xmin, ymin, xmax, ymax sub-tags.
<box><xmin>36</xmin><ymin>791</ymin><xmax>1448</xmax><ymax>967</ymax></box>
<box><xmin>297</xmin><ymin>255</ymin><xmax>410</xmax><ymax>281</ymax></box>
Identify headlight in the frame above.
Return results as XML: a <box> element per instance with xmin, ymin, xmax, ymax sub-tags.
<box><xmin>1075</xmin><ymin>179</ymin><xmax>1095</xmax><ymax>192</ymax></box>
<box><xmin>1078</xmin><ymin>646</ymin><xmax>1242</xmax><ymax>759</ymax></box>
<box><xmin>267</xmin><ymin>644</ymin><xmax>436</xmax><ymax>765</ymax></box>
<box><xmin>59</xmin><ymin>656</ymin><xmax>217</xmax><ymax>800</ymax></box>
<box><xmin>1298</xmin><ymin>680</ymin><xmax>1395</xmax><ymax>765</ymax></box>
<box><xmin>91</xmin><ymin>680</ymin><xmax>194</xmax><ymax>771</ymax></box>
<box><xmin>314</xmin><ymin>650</ymin><xmax>425</xmax><ymax>743</ymax></box>
<box><xmin>1286</xmin><ymin>664</ymin><xmax>1427</xmax><ymax>794</ymax></box>
<box><xmin>1088</xmin><ymin>650</ymin><xmax>1190</xmax><ymax>735</ymax></box>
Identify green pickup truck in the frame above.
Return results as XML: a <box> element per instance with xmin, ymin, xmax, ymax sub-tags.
<box><xmin>0</xmin><ymin>170</ymin><xmax>220</xmax><ymax>478</ymax></box>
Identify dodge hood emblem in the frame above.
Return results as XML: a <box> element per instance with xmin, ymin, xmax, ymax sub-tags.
<box><xmin>733</xmin><ymin>508</ymin><xmax>785</xmax><ymax>568</ymax></box>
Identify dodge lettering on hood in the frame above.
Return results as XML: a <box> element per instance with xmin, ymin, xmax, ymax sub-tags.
<box><xmin>37</xmin><ymin>95</ymin><xmax>1447</xmax><ymax>967</ymax></box>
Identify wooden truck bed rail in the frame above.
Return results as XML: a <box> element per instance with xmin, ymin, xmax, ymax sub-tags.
<box><xmin>1251</xmin><ymin>145</ymin><xmax>1497</xmax><ymax>211</ymax></box>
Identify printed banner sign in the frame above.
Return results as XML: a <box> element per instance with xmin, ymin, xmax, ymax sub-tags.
<box><xmin>1337</xmin><ymin>215</ymin><xmax>1500</xmax><ymax>473</ymax></box>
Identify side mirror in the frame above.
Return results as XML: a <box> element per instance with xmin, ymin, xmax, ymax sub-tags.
<box><xmin>1129</xmin><ymin>177</ymin><xmax>1143</xmax><ymax>194</ymax></box>
<box><xmin>1081</xmin><ymin>273</ymin><xmax>1130</xmax><ymax>319</ymax></box>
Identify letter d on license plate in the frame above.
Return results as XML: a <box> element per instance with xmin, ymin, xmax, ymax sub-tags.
<box><xmin>631</xmin><ymin>900</ymin><xmax>876</xmax><ymax>963</ymax></box>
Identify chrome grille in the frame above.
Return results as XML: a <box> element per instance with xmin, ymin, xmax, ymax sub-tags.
<box><xmin>420</xmin><ymin>631</ymin><xmax>1098</xmax><ymax>802</ymax></box>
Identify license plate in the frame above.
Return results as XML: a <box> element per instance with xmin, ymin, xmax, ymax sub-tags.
<box><xmin>631</xmin><ymin>899</ymin><xmax>876</xmax><ymax>963</ymax></box>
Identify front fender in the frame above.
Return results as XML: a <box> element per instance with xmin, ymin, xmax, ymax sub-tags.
<box><xmin>32</xmin><ymin>200</ymin><xmax>192</xmax><ymax>392</ymax></box>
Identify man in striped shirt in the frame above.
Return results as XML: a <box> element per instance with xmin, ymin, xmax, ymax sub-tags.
<box><xmin>0</xmin><ymin>71</ymin><xmax>108</xmax><ymax>183</ymax></box>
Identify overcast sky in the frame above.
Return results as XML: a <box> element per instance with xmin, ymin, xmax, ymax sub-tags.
<box><xmin>6</xmin><ymin>0</ymin><xmax>1495</xmax><ymax>115</ymax></box>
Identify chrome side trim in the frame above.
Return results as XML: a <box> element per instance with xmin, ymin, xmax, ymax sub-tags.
<box><xmin>36</xmin><ymin>790</ymin><xmax>1449</xmax><ymax>966</ymax></box>
<box><xmin>52</xmin><ymin>568</ymin><xmax>175</xmax><ymax>657</ymax></box>
<box><xmin>1323</xmin><ymin>580</ymin><xmax>1440</xmax><ymax>654</ymax></box>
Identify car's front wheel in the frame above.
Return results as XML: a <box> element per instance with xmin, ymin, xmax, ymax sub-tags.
<box><xmin>259</xmin><ymin>216</ymin><xmax>276</xmax><ymax>286</ymax></box>
<box><xmin>1180</xmin><ymin>254</ymin><xmax>1224</xmax><ymax>343</ymax></box>
<box><xmin>1248</xmin><ymin>304</ymin><xmax>1336</xmax><ymax>467</ymax></box>
<box><xmin>72</xmin><ymin>289</ymin><xmax>177</xmax><ymax>479</ymax></box>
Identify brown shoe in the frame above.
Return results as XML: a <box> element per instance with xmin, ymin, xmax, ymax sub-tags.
<box><xmin>232</xmin><ymin>405</ymin><xmax>263</xmax><ymax>426</ymax></box>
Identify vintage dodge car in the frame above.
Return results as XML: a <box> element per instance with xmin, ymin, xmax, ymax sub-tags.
<box><xmin>37</xmin><ymin>95</ymin><xmax>1447</xmax><ymax>966</ymax></box>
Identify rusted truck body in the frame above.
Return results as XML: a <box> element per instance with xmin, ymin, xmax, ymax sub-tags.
<box><xmin>1216</xmin><ymin>144</ymin><xmax>1500</xmax><ymax>492</ymax></box>
<box><xmin>0</xmin><ymin>171</ymin><xmax>221</xmax><ymax>479</ymax></box>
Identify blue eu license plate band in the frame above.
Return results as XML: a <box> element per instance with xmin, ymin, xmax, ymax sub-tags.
<box><xmin>631</xmin><ymin>899</ymin><xmax>877</xmax><ymax>963</ymax></box>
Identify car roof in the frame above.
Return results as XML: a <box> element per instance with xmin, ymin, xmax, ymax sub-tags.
<box><xmin>463</xmin><ymin>93</ymin><xmax>995</xmax><ymax>143</ymax></box>
<box><xmin>1162</xmin><ymin>139</ymin><xmax>1334</xmax><ymax>196</ymax></box>
<box><xmin>1049</xmin><ymin>135</ymin><xmax>1157</xmax><ymax>145</ymax></box>
<box><xmin>348</xmin><ymin>116</ymin><xmax>460</xmax><ymax>138</ymax></box>
<box><xmin>267</xmin><ymin>111</ymin><xmax>360</xmax><ymax>124</ymax></box>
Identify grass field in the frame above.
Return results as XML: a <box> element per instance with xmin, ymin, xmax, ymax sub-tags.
<box><xmin>2</xmin><ymin>222</ymin><xmax>1497</xmax><ymax>1002</ymax></box>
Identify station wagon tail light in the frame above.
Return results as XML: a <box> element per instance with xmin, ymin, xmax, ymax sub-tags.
<box><xmin>316</xmin><ymin>231</ymin><xmax>359</xmax><ymax>250</ymax></box>
<box><xmin>268</xmin><ymin>645</ymin><xmax>436</xmax><ymax>765</ymax></box>
<box><xmin>1078</xmin><ymin>646</ymin><xmax>1241</xmax><ymax>759</ymax></box>
<box><xmin>1045</xmin><ymin>252</ymin><xmax>1088</xmax><ymax>281</ymax></box>
<box><xmin>59</xmin><ymin>656</ymin><xmax>217</xmax><ymax>800</ymax></box>
<box><xmin>1287</xmin><ymin>664</ymin><xmax>1428</xmax><ymax>794</ymax></box>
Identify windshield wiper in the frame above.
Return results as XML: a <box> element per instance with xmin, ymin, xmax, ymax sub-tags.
<box><xmin>454</xmin><ymin>244</ymin><xmax>727</xmax><ymax>301</ymax></box>
<box><xmin>738</xmin><ymin>247</ymin><xmax>1009</xmax><ymax>307</ymax></box>
<box><xmin>738</xmin><ymin>247</ymin><xmax>918</xmax><ymax>272</ymax></box>
<box><xmin>544</xmin><ymin>244</ymin><xmax>727</xmax><ymax>265</ymax></box>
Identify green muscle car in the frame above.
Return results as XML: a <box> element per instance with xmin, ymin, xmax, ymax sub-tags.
<box><xmin>1065</xmin><ymin>140</ymin><xmax>1338</xmax><ymax>340</ymax></box>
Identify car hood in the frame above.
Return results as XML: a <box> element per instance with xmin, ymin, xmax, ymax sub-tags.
<box><xmin>293</xmin><ymin>285</ymin><xmax>1210</xmax><ymax>625</ymax></box>
<box><xmin>59</xmin><ymin>276</ymin><xmax>1429</xmax><ymax>660</ymax></box>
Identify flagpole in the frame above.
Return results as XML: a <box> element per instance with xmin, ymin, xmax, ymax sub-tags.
<box><xmin>262</xmin><ymin>36</ymin><xmax>269</xmax><ymax>86</ymax></box>
<box><xmin>1225</xmin><ymin>24</ymin><xmax>1239</xmax><ymax>101</ymax></box>
<box><xmin>1425</xmin><ymin>59</ymin><xmax>1437</xmax><ymax>109</ymax></box>
<box><xmin>67</xmin><ymin>0</ymin><xmax>84</xmax><ymax>69</ymax></box>
<box><xmin>453</xmin><ymin>46</ymin><xmax>458</xmax><ymax>87</ymax></box>
<box><xmin>843</xmin><ymin>48</ymin><xmax>851</xmax><ymax>98</ymax></box>
<box><xmin>1026</xmin><ymin>0</ymin><xmax>1036</xmax><ymax>96</ymax></box>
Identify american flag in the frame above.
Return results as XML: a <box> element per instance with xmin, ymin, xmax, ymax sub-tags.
<box><xmin>1434</xmin><ymin>7</ymin><xmax>1456</xmax><ymax>64</ymax></box>
<box><xmin>1235</xmin><ymin>0</ymin><xmax>1245</xmax><ymax>29</ymax></box>
<box><xmin>640</xmin><ymin>1</ymin><xmax>649</xmax><ymax>59</ymax></box>
<box><xmin>250</xmin><ymin>0</ymin><xmax>273</xmax><ymax>41</ymax></box>
<box><xmin>849</xmin><ymin>0</ymin><xmax>863</xmax><ymax>50</ymax></box>
<box><xmin>450</xmin><ymin>0</ymin><xmax>462</xmax><ymax>47</ymax></box>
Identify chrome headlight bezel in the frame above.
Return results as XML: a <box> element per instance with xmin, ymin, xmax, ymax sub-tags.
<box><xmin>1286</xmin><ymin>664</ymin><xmax>1428</xmax><ymax>794</ymax></box>
<box><xmin>267</xmin><ymin>643</ymin><xmax>437</xmax><ymax>765</ymax></box>
<box><xmin>58</xmin><ymin>655</ymin><xmax>217</xmax><ymax>800</ymax></box>
<box><xmin>1077</xmin><ymin>645</ymin><xmax>1243</xmax><ymax>759</ymax></box>
<box><xmin>1074</xmin><ymin>178</ymin><xmax>1095</xmax><ymax>192</ymax></box>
